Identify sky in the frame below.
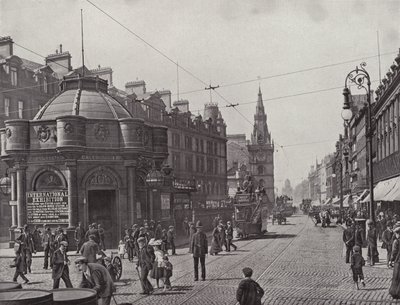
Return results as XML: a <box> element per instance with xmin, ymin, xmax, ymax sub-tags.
<box><xmin>1</xmin><ymin>0</ymin><xmax>400</xmax><ymax>191</ymax></box>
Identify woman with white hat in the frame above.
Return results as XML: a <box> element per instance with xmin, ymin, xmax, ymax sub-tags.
<box><xmin>150</xmin><ymin>239</ymin><xmax>165</xmax><ymax>289</ymax></box>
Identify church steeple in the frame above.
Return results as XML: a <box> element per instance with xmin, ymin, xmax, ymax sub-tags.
<box><xmin>251</xmin><ymin>87</ymin><xmax>270</xmax><ymax>145</ymax></box>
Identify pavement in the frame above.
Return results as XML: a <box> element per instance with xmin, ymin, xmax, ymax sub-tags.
<box><xmin>0</xmin><ymin>215</ymin><xmax>397</xmax><ymax>304</ymax></box>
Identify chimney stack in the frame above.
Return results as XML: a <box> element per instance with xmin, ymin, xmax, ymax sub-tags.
<box><xmin>0</xmin><ymin>36</ymin><xmax>14</xmax><ymax>58</ymax></box>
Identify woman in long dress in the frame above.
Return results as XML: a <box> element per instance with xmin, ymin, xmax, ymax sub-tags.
<box><xmin>209</xmin><ymin>225</ymin><xmax>222</xmax><ymax>255</ymax></box>
<box><xmin>389</xmin><ymin>227</ymin><xmax>400</xmax><ymax>299</ymax></box>
<box><xmin>150</xmin><ymin>240</ymin><xmax>164</xmax><ymax>289</ymax></box>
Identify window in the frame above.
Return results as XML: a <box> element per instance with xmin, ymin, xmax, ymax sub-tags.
<box><xmin>195</xmin><ymin>138</ymin><xmax>199</xmax><ymax>152</ymax></box>
<box><xmin>11</xmin><ymin>67</ymin><xmax>17</xmax><ymax>86</ymax></box>
<box><xmin>257</xmin><ymin>165</ymin><xmax>264</xmax><ymax>175</ymax></box>
<box><xmin>172</xmin><ymin>133</ymin><xmax>180</xmax><ymax>148</ymax></box>
<box><xmin>214</xmin><ymin>159</ymin><xmax>218</xmax><ymax>174</ymax></box>
<box><xmin>185</xmin><ymin>155</ymin><xmax>193</xmax><ymax>171</ymax></box>
<box><xmin>200</xmin><ymin>140</ymin><xmax>204</xmax><ymax>153</ymax></box>
<box><xmin>214</xmin><ymin>142</ymin><xmax>218</xmax><ymax>155</ymax></box>
<box><xmin>172</xmin><ymin>153</ymin><xmax>180</xmax><ymax>171</ymax></box>
<box><xmin>43</xmin><ymin>77</ymin><xmax>48</xmax><ymax>93</ymax></box>
<box><xmin>185</xmin><ymin>136</ymin><xmax>192</xmax><ymax>151</ymax></box>
<box><xmin>4</xmin><ymin>98</ymin><xmax>10</xmax><ymax>117</ymax></box>
<box><xmin>18</xmin><ymin>101</ymin><xmax>24</xmax><ymax>119</ymax></box>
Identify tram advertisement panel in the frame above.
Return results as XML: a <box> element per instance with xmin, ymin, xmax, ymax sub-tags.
<box><xmin>26</xmin><ymin>191</ymin><xmax>69</xmax><ymax>224</ymax></box>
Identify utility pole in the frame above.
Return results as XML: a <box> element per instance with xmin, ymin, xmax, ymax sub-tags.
<box><xmin>205</xmin><ymin>83</ymin><xmax>219</xmax><ymax>103</ymax></box>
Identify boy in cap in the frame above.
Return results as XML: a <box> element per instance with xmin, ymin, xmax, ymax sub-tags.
<box><xmin>52</xmin><ymin>241</ymin><xmax>73</xmax><ymax>289</ymax></box>
<box><xmin>382</xmin><ymin>222</ymin><xmax>394</xmax><ymax>268</ymax></box>
<box><xmin>236</xmin><ymin>267</ymin><xmax>264</xmax><ymax>305</ymax></box>
<box><xmin>350</xmin><ymin>245</ymin><xmax>366</xmax><ymax>289</ymax></box>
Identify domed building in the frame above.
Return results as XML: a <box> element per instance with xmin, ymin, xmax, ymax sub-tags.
<box><xmin>1</xmin><ymin>76</ymin><xmax>168</xmax><ymax>247</ymax></box>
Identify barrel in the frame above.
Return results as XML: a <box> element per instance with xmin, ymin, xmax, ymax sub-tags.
<box><xmin>0</xmin><ymin>282</ymin><xmax>22</xmax><ymax>291</ymax></box>
<box><xmin>51</xmin><ymin>288</ymin><xmax>97</xmax><ymax>305</ymax></box>
<box><xmin>0</xmin><ymin>289</ymin><xmax>52</xmax><ymax>305</ymax></box>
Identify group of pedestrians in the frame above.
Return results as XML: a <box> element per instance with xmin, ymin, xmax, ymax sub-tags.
<box><xmin>122</xmin><ymin>221</ymin><xmax>176</xmax><ymax>263</ymax></box>
<box><xmin>209</xmin><ymin>220</ymin><xmax>237</xmax><ymax>255</ymax></box>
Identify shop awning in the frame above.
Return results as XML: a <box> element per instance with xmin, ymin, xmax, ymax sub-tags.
<box><xmin>311</xmin><ymin>200</ymin><xmax>320</xmax><ymax>206</ymax></box>
<box><xmin>324</xmin><ymin>198</ymin><xmax>332</xmax><ymax>205</ymax></box>
<box><xmin>383</xmin><ymin>176</ymin><xmax>400</xmax><ymax>201</ymax></box>
<box><xmin>342</xmin><ymin>195</ymin><xmax>351</xmax><ymax>207</ymax></box>
<box><xmin>362</xmin><ymin>176</ymin><xmax>399</xmax><ymax>203</ymax></box>
<box><xmin>332</xmin><ymin>196</ymin><xmax>340</xmax><ymax>205</ymax></box>
<box><xmin>353</xmin><ymin>189</ymin><xmax>369</xmax><ymax>204</ymax></box>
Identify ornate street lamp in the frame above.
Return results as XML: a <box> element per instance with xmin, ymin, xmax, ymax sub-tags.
<box><xmin>343</xmin><ymin>62</ymin><xmax>374</xmax><ymax>223</ymax></box>
<box><xmin>0</xmin><ymin>169</ymin><xmax>11</xmax><ymax>195</ymax></box>
<box><xmin>145</xmin><ymin>168</ymin><xmax>164</xmax><ymax>188</ymax></box>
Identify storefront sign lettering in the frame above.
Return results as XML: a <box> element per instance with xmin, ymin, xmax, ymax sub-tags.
<box><xmin>26</xmin><ymin>191</ymin><xmax>69</xmax><ymax>224</ymax></box>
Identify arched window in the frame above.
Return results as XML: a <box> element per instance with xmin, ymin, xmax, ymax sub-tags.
<box><xmin>257</xmin><ymin>165</ymin><xmax>264</xmax><ymax>175</ymax></box>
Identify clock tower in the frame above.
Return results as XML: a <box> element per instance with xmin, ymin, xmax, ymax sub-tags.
<box><xmin>247</xmin><ymin>87</ymin><xmax>275</xmax><ymax>205</ymax></box>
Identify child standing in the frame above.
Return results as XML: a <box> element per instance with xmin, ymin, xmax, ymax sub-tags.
<box><xmin>351</xmin><ymin>245</ymin><xmax>366</xmax><ymax>289</ymax></box>
<box><xmin>162</xmin><ymin>255</ymin><xmax>173</xmax><ymax>291</ymax></box>
<box><xmin>118</xmin><ymin>240</ymin><xmax>126</xmax><ymax>259</ymax></box>
<box><xmin>11</xmin><ymin>248</ymin><xmax>29</xmax><ymax>284</ymax></box>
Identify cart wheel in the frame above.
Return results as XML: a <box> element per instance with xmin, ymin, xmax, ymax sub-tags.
<box><xmin>112</xmin><ymin>256</ymin><xmax>123</xmax><ymax>280</ymax></box>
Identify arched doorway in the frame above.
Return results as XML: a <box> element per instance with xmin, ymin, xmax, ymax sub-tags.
<box><xmin>83</xmin><ymin>167</ymin><xmax>120</xmax><ymax>248</ymax></box>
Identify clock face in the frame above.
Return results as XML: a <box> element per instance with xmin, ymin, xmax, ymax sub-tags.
<box><xmin>256</xmin><ymin>151</ymin><xmax>266</xmax><ymax>161</ymax></box>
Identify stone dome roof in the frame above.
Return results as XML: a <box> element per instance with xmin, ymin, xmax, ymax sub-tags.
<box><xmin>34</xmin><ymin>76</ymin><xmax>132</xmax><ymax>120</ymax></box>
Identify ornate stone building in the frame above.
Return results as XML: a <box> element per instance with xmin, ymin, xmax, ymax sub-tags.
<box><xmin>1</xmin><ymin>75</ymin><xmax>168</xmax><ymax>247</ymax></box>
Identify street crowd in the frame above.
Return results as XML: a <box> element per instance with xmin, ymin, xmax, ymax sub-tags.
<box><xmin>342</xmin><ymin>211</ymin><xmax>400</xmax><ymax>299</ymax></box>
<box><xmin>9</xmin><ymin>216</ymin><xmax>263</xmax><ymax>305</ymax></box>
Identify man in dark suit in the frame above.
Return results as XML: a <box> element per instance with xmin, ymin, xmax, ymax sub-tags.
<box><xmin>75</xmin><ymin>222</ymin><xmax>86</xmax><ymax>254</ymax></box>
<box><xmin>80</xmin><ymin>235</ymin><xmax>100</xmax><ymax>263</ymax></box>
<box><xmin>343</xmin><ymin>219</ymin><xmax>355</xmax><ymax>263</ymax></box>
<box><xmin>75</xmin><ymin>256</ymin><xmax>115</xmax><ymax>305</ymax></box>
<box><xmin>16</xmin><ymin>224</ymin><xmax>36</xmax><ymax>273</ymax></box>
<box><xmin>236</xmin><ymin>267</ymin><xmax>264</xmax><ymax>305</ymax></box>
<box><xmin>190</xmin><ymin>221</ymin><xmax>208</xmax><ymax>281</ymax></box>
<box><xmin>52</xmin><ymin>241</ymin><xmax>73</xmax><ymax>289</ymax></box>
<box><xmin>136</xmin><ymin>236</ymin><xmax>154</xmax><ymax>295</ymax></box>
<box><xmin>42</xmin><ymin>226</ymin><xmax>54</xmax><ymax>269</ymax></box>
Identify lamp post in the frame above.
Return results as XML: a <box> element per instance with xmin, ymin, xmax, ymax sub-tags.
<box><xmin>343</xmin><ymin>62</ymin><xmax>374</xmax><ymax>223</ymax></box>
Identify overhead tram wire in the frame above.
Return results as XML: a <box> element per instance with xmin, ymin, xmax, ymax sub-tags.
<box><xmin>86</xmin><ymin>0</ymin><xmax>208</xmax><ymax>87</ymax></box>
<box><xmin>174</xmin><ymin>50</ymin><xmax>396</xmax><ymax>97</ymax></box>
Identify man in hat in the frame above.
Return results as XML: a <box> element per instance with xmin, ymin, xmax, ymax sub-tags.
<box><xmin>52</xmin><ymin>241</ymin><xmax>73</xmax><ymax>289</ymax></box>
<box><xmin>42</xmin><ymin>226</ymin><xmax>54</xmax><ymax>269</ymax></box>
<box><xmin>75</xmin><ymin>222</ymin><xmax>86</xmax><ymax>254</ymax></box>
<box><xmin>226</xmin><ymin>221</ymin><xmax>237</xmax><ymax>252</ymax></box>
<box><xmin>16</xmin><ymin>224</ymin><xmax>36</xmax><ymax>274</ymax></box>
<box><xmin>190</xmin><ymin>221</ymin><xmax>208</xmax><ymax>281</ymax></box>
<box><xmin>75</xmin><ymin>256</ymin><xmax>115</xmax><ymax>305</ymax></box>
<box><xmin>343</xmin><ymin>219</ymin><xmax>355</xmax><ymax>263</ymax></box>
<box><xmin>136</xmin><ymin>236</ymin><xmax>154</xmax><ymax>294</ymax></box>
<box><xmin>80</xmin><ymin>234</ymin><xmax>100</xmax><ymax>263</ymax></box>
<box><xmin>382</xmin><ymin>222</ymin><xmax>394</xmax><ymax>268</ymax></box>
<box><xmin>167</xmin><ymin>225</ymin><xmax>176</xmax><ymax>255</ymax></box>
<box><xmin>54</xmin><ymin>227</ymin><xmax>68</xmax><ymax>251</ymax></box>
<box><xmin>367</xmin><ymin>219</ymin><xmax>379</xmax><ymax>266</ymax></box>
<box><xmin>236</xmin><ymin>267</ymin><xmax>264</xmax><ymax>305</ymax></box>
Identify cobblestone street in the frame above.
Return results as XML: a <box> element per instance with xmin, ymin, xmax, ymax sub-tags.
<box><xmin>0</xmin><ymin>215</ymin><xmax>397</xmax><ymax>304</ymax></box>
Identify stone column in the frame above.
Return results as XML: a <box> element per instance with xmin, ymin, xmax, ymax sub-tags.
<box><xmin>10</xmin><ymin>169</ymin><xmax>17</xmax><ymax>228</ymax></box>
<box><xmin>16</xmin><ymin>163</ymin><xmax>27</xmax><ymax>228</ymax></box>
<box><xmin>66</xmin><ymin>160</ymin><xmax>78</xmax><ymax>229</ymax></box>
<box><xmin>9</xmin><ymin>169</ymin><xmax>17</xmax><ymax>248</ymax></box>
<box><xmin>125</xmin><ymin>161</ymin><xmax>139</xmax><ymax>224</ymax></box>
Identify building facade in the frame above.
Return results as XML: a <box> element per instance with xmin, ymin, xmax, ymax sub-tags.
<box><xmin>0</xmin><ymin>37</ymin><xmax>71</xmax><ymax>240</ymax></box>
<box><xmin>1</xmin><ymin>76</ymin><xmax>168</xmax><ymax>248</ymax></box>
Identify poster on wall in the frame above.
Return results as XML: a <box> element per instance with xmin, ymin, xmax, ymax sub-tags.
<box><xmin>161</xmin><ymin>193</ymin><xmax>171</xmax><ymax>218</ymax></box>
<box><xmin>26</xmin><ymin>191</ymin><xmax>69</xmax><ymax>224</ymax></box>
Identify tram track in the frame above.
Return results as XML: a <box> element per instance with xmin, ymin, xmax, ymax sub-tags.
<box><xmin>123</xmin><ymin>230</ymin><xmax>283</xmax><ymax>304</ymax></box>
<box><xmin>171</xmin><ymin>219</ymin><xmax>308</xmax><ymax>305</ymax></box>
